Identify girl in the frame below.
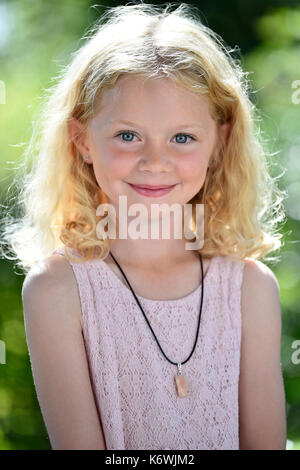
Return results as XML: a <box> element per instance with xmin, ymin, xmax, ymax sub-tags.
<box><xmin>2</xmin><ymin>3</ymin><xmax>287</xmax><ymax>450</ymax></box>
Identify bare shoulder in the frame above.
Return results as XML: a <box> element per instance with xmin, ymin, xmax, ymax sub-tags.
<box><xmin>239</xmin><ymin>257</ymin><xmax>286</xmax><ymax>449</ymax></box>
<box><xmin>22</xmin><ymin>254</ymin><xmax>83</xmax><ymax>330</ymax></box>
<box><xmin>240</xmin><ymin>257</ymin><xmax>282</xmax><ymax>344</ymax></box>
<box><xmin>242</xmin><ymin>257</ymin><xmax>280</xmax><ymax>290</ymax></box>
<box><xmin>21</xmin><ymin>254</ymin><xmax>106</xmax><ymax>449</ymax></box>
<box><xmin>241</xmin><ymin>258</ymin><xmax>281</xmax><ymax>319</ymax></box>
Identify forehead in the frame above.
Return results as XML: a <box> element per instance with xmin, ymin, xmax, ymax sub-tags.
<box><xmin>91</xmin><ymin>74</ymin><xmax>214</xmax><ymax>128</ymax></box>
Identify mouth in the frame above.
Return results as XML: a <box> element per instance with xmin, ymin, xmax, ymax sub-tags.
<box><xmin>126</xmin><ymin>182</ymin><xmax>178</xmax><ymax>198</ymax></box>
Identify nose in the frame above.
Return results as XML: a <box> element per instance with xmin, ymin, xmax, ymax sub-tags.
<box><xmin>139</xmin><ymin>143</ymin><xmax>171</xmax><ymax>172</ymax></box>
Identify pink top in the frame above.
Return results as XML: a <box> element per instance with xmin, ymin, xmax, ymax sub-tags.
<box><xmin>51</xmin><ymin>246</ymin><xmax>245</xmax><ymax>450</ymax></box>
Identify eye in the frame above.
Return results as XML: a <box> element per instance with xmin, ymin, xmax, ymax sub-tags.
<box><xmin>114</xmin><ymin>131</ymin><xmax>195</xmax><ymax>144</ymax></box>
<box><xmin>174</xmin><ymin>133</ymin><xmax>195</xmax><ymax>144</ymax></box>
<box><xmin>115</xmin><ymin>131</ymin><xmax>137</xmax><ymax>142</ymax></box>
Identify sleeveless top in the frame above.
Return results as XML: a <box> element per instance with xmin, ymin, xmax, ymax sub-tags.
<box><xmin>51</xmin><ymin>246</ymin><xmax>245</xmax><ymax>450</ymax></box>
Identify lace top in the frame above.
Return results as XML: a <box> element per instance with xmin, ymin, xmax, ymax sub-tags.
<box><xmin>51</xmin><ymin>246</ymin><xmax>245</xmax><ymax>450</ymax></box>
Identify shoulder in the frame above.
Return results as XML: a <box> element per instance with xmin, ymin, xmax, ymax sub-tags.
<box><xmin>241</xmin><ymin>258</ymin><xmax>280</xmax><ymax>313</ymax></box>
<box><xmin>238</xmin><ymin>258</ymin><xmax>286</xmax><ymax>449</ymax></box>
<box><xmin>22</xmin><ymin>254</ymin><xmax>82</xmax><ymax>330</ymax></box>
<box><xmin>22</xmin><ymin>253</ymin><xmax>75</xmax><ymax>297</ymax></box>
<box><xmin>240</xmin><ymin>257</ymin><xmax>282</xmax><ymax>342</ymax></box>
<box><xmin>242</xmin><ymin>257</ymin><xmax>280</xmax><ymax>291</ymax></box>
<box><xmin>21</xmin><ymin>255</ymin><xmax>106</xmax><ymax>449</ymax></box>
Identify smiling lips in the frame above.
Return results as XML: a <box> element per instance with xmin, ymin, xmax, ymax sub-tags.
<box><xmin>127</xmin><ymin>182</ymin><xmax>178</xmax><ymax>197</ymax></box>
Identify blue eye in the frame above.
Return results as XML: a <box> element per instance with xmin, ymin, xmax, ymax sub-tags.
<box><xmin>115</xmin><ymin>131</ymin><xmax>195</xmax><ymax>144</ymax></box>
<box><xmin>174</xmin><ymin>134</ymin><xmax>194</xmax><ymax>144</ymax></box>
<box><xmin>116</xmin><ymin>131</ymin><xmax>136</xmax><ymax>142</ymax></box>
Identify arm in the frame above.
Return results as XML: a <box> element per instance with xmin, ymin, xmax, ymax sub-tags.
<box><xmin>22</xmin><ymin>255</ymin><xmax>107</xmax><ymax>450</ymax></box>
<box><xmin>239</xmin><ymin>258</ymin><xmax>287</xmax><ymax>450</ymax></box>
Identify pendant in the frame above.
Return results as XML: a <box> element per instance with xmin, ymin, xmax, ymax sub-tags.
<box><xmin>174</xmin><ymin>363</ymin><xmax>188</xmax><ymax>398</ymax></box>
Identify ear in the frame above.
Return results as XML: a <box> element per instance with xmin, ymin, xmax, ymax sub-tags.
<box><xmin>209</xmin><ymin>121</ymin><xmax>231</xmax><ymax>167</ymax></box>
<box><xmin>218</xmin><ymin>121</ymin><xmax>231</xmax><ymax>149</ymax></box>
<box><xmin>68</xmin><ymin>117</ymin><xmax>92</xmax><ymax>163</ymax></box>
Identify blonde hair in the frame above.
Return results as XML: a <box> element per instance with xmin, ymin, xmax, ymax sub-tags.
<box><xmin>1</xmin><ymin>2</ymin><xmax>287</xmax><ymax>274</ymax></box>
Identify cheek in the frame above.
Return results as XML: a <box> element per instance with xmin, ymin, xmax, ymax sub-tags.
<box><xmin>177</xmin><ymin>151</ymin><xmax>209</xmax><ymax>182</ymax></box>
<box><xmin>93</xmin><ymin>142</ymin><xmax>134</xmax><ymax>179</ymax></box>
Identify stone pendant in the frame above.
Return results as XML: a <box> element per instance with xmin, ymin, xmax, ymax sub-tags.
<box><xmin>174</xmin><ymin>363</ymin><xmax>188</xmax><ymax>398</ymax></box>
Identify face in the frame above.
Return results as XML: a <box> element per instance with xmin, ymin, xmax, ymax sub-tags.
<box><xmin>69</xmin><ymin>74</ymin><xmax>228</xmax><ymax>214</ymax></box>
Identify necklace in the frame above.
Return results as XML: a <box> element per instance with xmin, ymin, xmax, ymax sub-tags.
<box><xmin>109</xmin><ymin>251</ymin><xmax>204</xmax><ymax>398</ymax></box>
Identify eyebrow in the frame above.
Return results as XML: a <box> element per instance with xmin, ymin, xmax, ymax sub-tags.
<box><xmin>106</xmin><ymin>119</ymin><xmax>205</xmax><ymax>130</ymax></box>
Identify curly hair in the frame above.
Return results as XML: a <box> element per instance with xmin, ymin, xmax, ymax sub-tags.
<box><xmin>0</xmin><ymin>2</ymin><xmax>287</xmax><ymax>274</ymax></box>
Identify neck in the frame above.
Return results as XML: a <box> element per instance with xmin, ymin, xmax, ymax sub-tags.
<box><xmin>108</xmin><ymin>237</ymin><xmax>199</xmax><ymax>270</ymax></box>
<box><xmin>107</xmin><ymin>211</ymin><xmax>200</xmax><ymax>270</ymax></box>
<box><xmin>101</xmin><ymin>201</ymin><xmax>202</xmax><ymax>269</ymax></box>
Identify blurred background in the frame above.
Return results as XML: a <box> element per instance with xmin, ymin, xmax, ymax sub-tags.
<box><xmin>0</xmin><ymin>0</ymin><xmax>299</xmax><ymax>450</ymax></box>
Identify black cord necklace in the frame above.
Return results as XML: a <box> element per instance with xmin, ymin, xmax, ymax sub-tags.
<box><xmin>109</xmin><ymin>251</ymin><xmax>204</xmax><ymax>398</ymax></box>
